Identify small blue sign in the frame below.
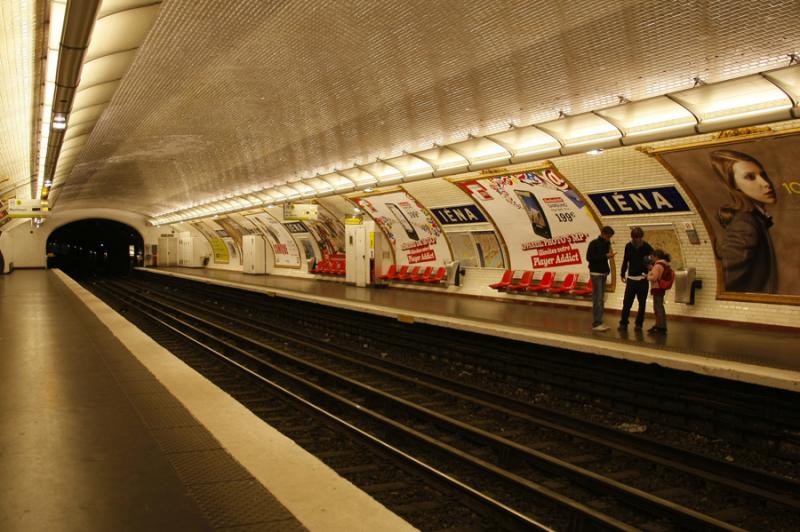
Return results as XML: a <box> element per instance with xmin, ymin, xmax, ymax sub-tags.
<box><xmin>431</xmin><ymin>204</ymin><xmax>487</xmax><ymax>225</ymax></box>
<box><xmin>588</xmin><ymin>186</ymin><xmax>690</xmax><ymax>216</ymax></box>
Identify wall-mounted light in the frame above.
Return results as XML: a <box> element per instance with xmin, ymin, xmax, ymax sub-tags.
<box><xmin>586</xmin><ymin>148</ymin><xmax>604</xmax><ymax>155</ymax></box>
<box><xmin>363</xmin><ymin>187</ymin><xmax>374</xmax><ymax>192</ymax></box>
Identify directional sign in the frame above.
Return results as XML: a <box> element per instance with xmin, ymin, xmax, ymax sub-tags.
<box><xmin>7</xmin><ymin>198</ymin><xmax>49</xmax><ymax>218</ymax></box>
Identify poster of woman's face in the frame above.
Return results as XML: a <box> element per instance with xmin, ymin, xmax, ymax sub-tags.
<box><xmin>654</xmin><ymin>131</ymin><xmax>800</xmax><ymax>303</ymax></box>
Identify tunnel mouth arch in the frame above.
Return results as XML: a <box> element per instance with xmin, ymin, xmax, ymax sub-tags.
<box><xmin>46</xmin><ymin>218</ymin><xmax>144</xmax><ymax>278</ymax></box>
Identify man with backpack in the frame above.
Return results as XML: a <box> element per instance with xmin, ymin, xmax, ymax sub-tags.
<box><xmin>646</xmin><ymin>249</ymin><xmax>673</xmax><ymax>335</ymax></box>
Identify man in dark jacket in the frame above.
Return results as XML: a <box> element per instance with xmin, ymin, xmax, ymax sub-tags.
<box><xmin>618</xmin><ymin>227</ymin><xmax>653</xmax><ymax>331</ymax></box>
<box><xmin>586</xmin><ymin>226</ymin><xmax>615</xmax><ymax>331</ymax></box>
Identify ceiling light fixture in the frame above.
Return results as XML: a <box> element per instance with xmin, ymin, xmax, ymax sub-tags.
<box><xmin>147</xmin><ymin>65</ymin><xmax>800</xmax><ymax>228</ymax></box>
<box><xmin>699</xmin><ymin>104</ymin><xmax>793</xmax><ymax>125</ymax></box>
<box><xmin>35</xmin><ymin>0</ymin><xmax>68</xmax><ymax>199</ymax></box>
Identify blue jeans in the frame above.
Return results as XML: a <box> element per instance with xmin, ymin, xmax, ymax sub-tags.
<box><xmin>619</xmin><ymin>278</ymin><xmax>649</xmax><ymax>328</ymax></box>
<box><xmin>591</xmin><ymin>273</ymin><xmax>607</xmax><ymax>326</ymax></box>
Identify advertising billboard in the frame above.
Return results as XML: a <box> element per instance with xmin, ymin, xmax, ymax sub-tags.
<box><xmin>651</xmin><ymin>129</ymin><xmax>800</xmax><ymax>304</ymax></box>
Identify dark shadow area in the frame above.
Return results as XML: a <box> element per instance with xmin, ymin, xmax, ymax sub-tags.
<box><xmin>47</xmin><ymin>219</ymin><xmax>144</xmax><ymax>279</ymax></box>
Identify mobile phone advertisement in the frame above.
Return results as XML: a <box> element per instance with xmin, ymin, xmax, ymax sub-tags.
<box><xmin>456</xmin><ymin>168</ymin><xmax>599</xmax><ymax>272</ymax></box>
<box><xmin>353</xmin><ymin>191</ymin><xmax>452</xmax><ymax>265</ymax></box>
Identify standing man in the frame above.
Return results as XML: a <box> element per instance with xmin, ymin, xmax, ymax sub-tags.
<box><xmin>617</xmin><ymin>227</ymin><xmax>653</xmax><ymax>332</ymax></box>
<box><xmin>587</xmin><ymin>226</ymin><xmax>615</xmax><ymax>331</ymax></box>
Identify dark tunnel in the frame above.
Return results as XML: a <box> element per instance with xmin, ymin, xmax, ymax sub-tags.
<box><xmin>46</xmin><ymin>219</ymin><xmax>144</xmax><ymax>278</ymax></box>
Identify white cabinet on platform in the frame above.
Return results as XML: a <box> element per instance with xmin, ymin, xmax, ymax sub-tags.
<box><xmin>157</xmin><ymin>237</ymin><xmax>178</xmax><ymax>267</ymax></box>
<box><xmin>178</xmin><ymin>235</ymin><xmax>207</xmax><ymax>267</ymax></box>
<box><xmin>243</xmin><ymin>234</ymin><xmax>267</xmax><ymax>274</ymax></box>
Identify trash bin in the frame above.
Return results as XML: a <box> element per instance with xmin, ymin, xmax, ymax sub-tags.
<box><xmin>445</xmin><ymin>260</ymin><xmax>460</xmax><ymax>286</ymax></box>
<box><xmin>674</xmin><ymin>267</ymin><xmax>696</xmax><ymax>304</ymax></box>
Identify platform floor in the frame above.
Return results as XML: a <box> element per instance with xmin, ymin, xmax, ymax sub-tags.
<box><xmin>0</xmin><ymin>270</ymin><xmax>414</xmax><ymax>532</ymax></box>
<box><xmin>146</xmin><ymin>267</ymin><xmax>800</xmax><ymax>392</ymax></box>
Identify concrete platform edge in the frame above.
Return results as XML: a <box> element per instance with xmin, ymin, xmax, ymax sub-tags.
<box><xmin>143</xmin><ymin>268</ymin><xmax>800</xmax><ymax>393</ymax></box>
<box><xmin>53</xmin><ymin>270</ymin><xmax>417</xmax><ymax>532</ymax></box>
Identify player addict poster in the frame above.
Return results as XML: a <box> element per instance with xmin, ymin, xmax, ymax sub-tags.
<box><xmin>454</xmin><ymin>166</ymin><xmax>600</xmax><ymax>274</ymax></box>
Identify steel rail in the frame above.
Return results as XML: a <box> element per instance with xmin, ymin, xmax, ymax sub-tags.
<box><xmin>123</xmin><ymin>277</ymin><xmax>800</xmax><ymax>507</ymax></box>
<box><xmin>107</xmin><ymin>281</ymin><xmax>746</xmax><ymax>531</ymax></box>
<box><xmin>139</xmin><ymin>273</ymin><xmax>800</xmax><ymax>422</ymax></box>
<box><xmin>97</xmin><ymin>282</ymin><xmax>554</xmax><ymax>531</ymax></box>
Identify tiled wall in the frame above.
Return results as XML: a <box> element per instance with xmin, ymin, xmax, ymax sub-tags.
<box><xmin>177</xmin><ymin>121</ymin><xmax>800</xmax><ymax>329</ymax></box>
<box><xmin>450</xmin><ymin>123</ymin><xmax>800</xmax><ymax>328</ymax></box>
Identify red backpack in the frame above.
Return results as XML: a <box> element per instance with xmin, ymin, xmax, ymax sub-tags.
<box><xmin>657</xmin><ymin>261</ymin><xmax>674</xmax><ymax>290</ymax></box>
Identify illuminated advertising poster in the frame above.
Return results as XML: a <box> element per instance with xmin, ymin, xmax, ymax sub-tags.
<box><xmin>651</xmin><ymin>130</ymin><xmax>800</xmax><ymax>303</ymax></box>
<box><xmin>245</xmin><ymin>212</ymin><xmax>301</xmax><ymax>267</ymax></box>
<box><xmin>217</xmin><ymin>213</ymin><xmax>262</xmax><ymax>265</ymax></box>
<box><xmin>456</xmin><ymin>168</ymin><xmax>598</xmax><ymax>272</ymax></box>
<box><xmin>191</xmin><ymin>220</ymin><xmax>231</xmax><ymax>264</ymax></box>
<box><xmin>0</xmin><ymin>200</ymin><xmax>10</xmax><ymax>229</ymax></box>
<box><xmin>303</xmin><ymin>205</ymin><xmax>346</xmax><ymax>259</ymax></box>
<box><xmin>354</xmin><ymin>191</ymin><xmax>451</xmax><ymax>265</ymax></box>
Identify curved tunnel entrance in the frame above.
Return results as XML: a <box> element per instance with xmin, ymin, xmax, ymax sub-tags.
<box><xmin>46</xmin><ymin>219</ymin><xmax>144</xmax><ymax>278</ymax></box>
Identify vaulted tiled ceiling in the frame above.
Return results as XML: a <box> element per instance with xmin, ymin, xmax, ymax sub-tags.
<box><xmin>47</xmin><ymin>0</ymin><xmax>800</xmax><ymax>216</ymax></box>
<box><xmin>0</xmin><ymin>1</ymin><xmax>35</xmax><ymax>201</ymax></box>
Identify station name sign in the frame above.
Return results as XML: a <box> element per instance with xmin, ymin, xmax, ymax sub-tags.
<box><xmin>588</xmin><ymin>185</ymin><xmax>690</xmax><ymax>216</ymax></box>
<box><xmin>430</xmin><ymin>204</ymin><xmax>487</xmax><ymax>225</ymax></box>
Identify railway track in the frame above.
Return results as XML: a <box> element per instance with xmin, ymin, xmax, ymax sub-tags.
<box><xmin>139</xmin><ymin>272</ymin><xmax>800</xmax><ymax>461</ymax></box>
<box><xmin>86</xmin><ymin>275</ymin><xmax>800</xmax><ymax>531</ymax></box>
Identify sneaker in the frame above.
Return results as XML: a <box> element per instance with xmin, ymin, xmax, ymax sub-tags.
<box><xmin>593</xmin><ymin>324</ymin><xmax>610</xmax><ymax>332</ymax></box>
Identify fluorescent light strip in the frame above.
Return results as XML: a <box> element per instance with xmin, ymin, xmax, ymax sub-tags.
<box><xmin>563</xmin><ymin>135</ymin><xmax>621</xmax><ymax>148</ymax></box>
<box><xmin>699</xmin><ymin>104</ymin><xmax>793</xmax><ymax>124</ymax></box>
<box><xmin>36</xmin><ymin>0</ymin><xmax>67</xmax><ymax>199</ymax></box>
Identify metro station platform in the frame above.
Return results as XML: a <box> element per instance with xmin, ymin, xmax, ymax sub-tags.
<box><xmin>145</xmin><ymin>266</ymin><xmax>800</xmax><ymax>393</ymax></box>
<box><xmin>0</xmin><ymin>270</ymin><xmax>413</xmax><ymax>532</ymax></box>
